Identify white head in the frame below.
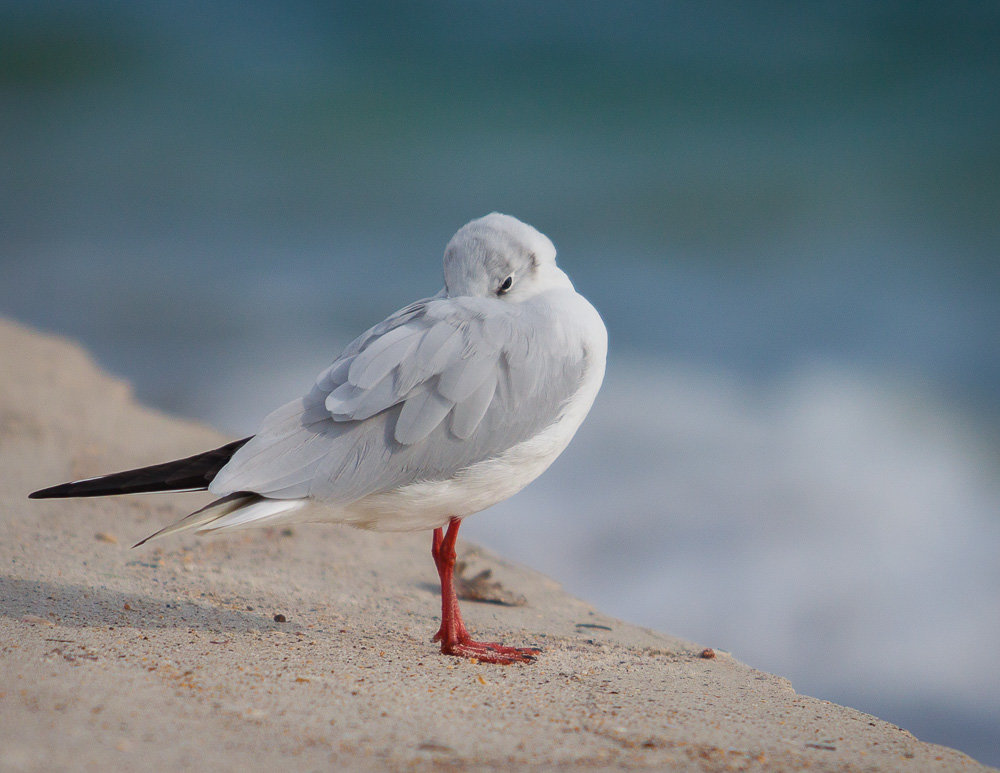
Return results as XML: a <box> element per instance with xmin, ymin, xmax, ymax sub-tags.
<box><xmin>443</xmin><ymin>213</ymin><xmax>573</xmax><ymax>300</ymax></box>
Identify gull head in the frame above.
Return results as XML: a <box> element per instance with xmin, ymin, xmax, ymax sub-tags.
<box><xmin>443</xmin><ymin>213</ymin><xmax>572</xmax><ymax>300</ymax></box>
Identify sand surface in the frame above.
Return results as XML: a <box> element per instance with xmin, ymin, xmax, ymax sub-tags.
<box><xmin>0</xmin><ymin>318</ymin><xmax>993</xmax><ymax>772</ymax></box>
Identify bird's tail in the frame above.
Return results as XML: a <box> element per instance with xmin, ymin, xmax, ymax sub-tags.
<box><xmin>133</xmin><ymin>493</ymin><xmax>307</xmax><ymax>547</ymax></box>
<box><xmin>28</xmin><ymin>437</ymin><xmax>252</xmax><ymax>500</ymax></box>
<box><xmin>29</xmin><ymin>435</ymin><xmax>308</xmax><ymax>548</ymax></box>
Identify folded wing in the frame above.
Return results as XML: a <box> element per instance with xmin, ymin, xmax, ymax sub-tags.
<box><xmin>209</xmin><ymin>295</ymin><xmax>587</xmax><ymax>504</ymax></box>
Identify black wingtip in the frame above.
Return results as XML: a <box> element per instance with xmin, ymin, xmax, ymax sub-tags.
<box><xmin>29</xmin><ymin>484</ymin><xmax>73</xmax><ymax>499</ymax></box>
<box><xmin>26</xmin><ymin>437</ymin><xmax>253</xmax><ymax>502</ymax></box>
<box><xmin>29</xmin><ymin>479</ymin><xmax>145</xmax><ymax>499</ymax></box>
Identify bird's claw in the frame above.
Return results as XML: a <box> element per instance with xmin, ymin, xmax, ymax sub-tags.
<box><xmin>439</xmin><ymin>637</ymin><xmax>541</xmax><ymax>664</ymax></box>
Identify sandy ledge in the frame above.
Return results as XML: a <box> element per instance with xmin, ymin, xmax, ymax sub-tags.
<box><xmin>0</xmin><ymin>317</ymin><xmax>993</xmax><ymax>772</ymax></box>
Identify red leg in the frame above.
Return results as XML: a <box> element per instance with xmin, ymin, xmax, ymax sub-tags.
<box><xmin>431</xmin><ymin>517</ymin><xmax>539</xmax><ymax>664</ymax></box>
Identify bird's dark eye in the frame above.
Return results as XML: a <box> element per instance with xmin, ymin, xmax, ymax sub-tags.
<box><xmin>497</xmin><ymin>276</ymin><xmax>513</xmax><ymax>295</ymax></box>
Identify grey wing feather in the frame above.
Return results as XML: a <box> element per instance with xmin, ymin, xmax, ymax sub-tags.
<box><xmin>449</xmin><ymin>373</ymin><xmax>497</xmax><ymax>439</ymax></box>
<box><xmin>397</xmin><ymin>324</ymin><xmax>465</xmax><ymax>394</ymax></box>
<box><xmin>395</xmin><ymin>387</ymin><xmax>454</xmax><ymax>445</ymax></box>
<box><xmin>347</xmin><ymin>323</ymin><xmax>422</xmax><ymax>389</ymax></box>
<box><xmin>437</xmin><ymin>349</ymin><xmax>497</xmax><ymax>403</ymax></box>
<box><xmin>314</xmin><ymin>357</ymin><xmax>350</xmax><ymax>393</ymax></box>
<box><xmin>209</xmin><ymin>294</ymin><xmax>587</xmax><ymax>504</ymax></box>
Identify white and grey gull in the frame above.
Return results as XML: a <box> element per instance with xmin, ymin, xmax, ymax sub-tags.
<box><xmin>31</xmin><ymin>213</ymin><xmax>608</xmax><ymax>664</ymax></box>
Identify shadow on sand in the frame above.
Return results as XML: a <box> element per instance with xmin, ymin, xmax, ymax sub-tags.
<box><xmin>0</xmin><ymin>575</ymin><xmax>286</xmax><ymax>634</ymax></box>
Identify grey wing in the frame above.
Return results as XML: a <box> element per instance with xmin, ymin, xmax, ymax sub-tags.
<box><xmin>209</xmin><ymin>295</ymin><xmax>587</xmax><ymax>503</ymax></box>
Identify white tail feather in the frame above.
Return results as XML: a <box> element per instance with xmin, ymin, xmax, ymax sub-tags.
<box><xmin>134</xmin><ymin>494</ymin><xmax>308</xmax><ymax>546</ymax></box>
<box><xmin>196</xmin><ymin>497</ymin><xmax>307</xmax><ymax>533</ymax></box>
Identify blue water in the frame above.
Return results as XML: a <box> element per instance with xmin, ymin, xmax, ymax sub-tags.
<box><xmin>2</xmin><ymin>2</ymin><xmax>998</xmax><ymax>764</ymax></box>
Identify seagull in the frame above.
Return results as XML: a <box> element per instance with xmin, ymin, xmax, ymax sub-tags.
<box><xmin>30</xmin><ymin>213</ymin><xmax>608</xmax><ymax>664</ymax></box>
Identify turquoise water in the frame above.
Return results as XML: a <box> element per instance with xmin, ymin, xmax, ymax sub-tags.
<box><xmin>2</xmin><ymin>2</ymin><xmax>999</xmax><ymax>764</ymax></box>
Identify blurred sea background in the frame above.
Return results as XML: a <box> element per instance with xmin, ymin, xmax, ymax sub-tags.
<box><xmin>2</xmin><ymin>1</ymin><xmax>998</xmax><ymax>764</ymax></box>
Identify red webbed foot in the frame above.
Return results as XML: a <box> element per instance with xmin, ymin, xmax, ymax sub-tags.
<box><xmin>438</xmin><ymin>635</ymin><xmax>541</xmax><ymax>665</ymax></box>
